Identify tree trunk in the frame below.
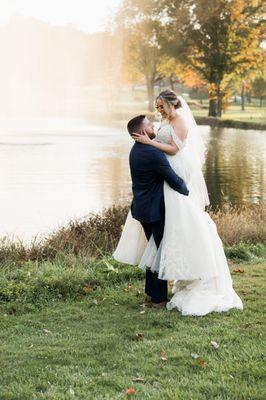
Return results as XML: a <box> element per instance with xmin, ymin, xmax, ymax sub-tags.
<box><xmin>260</xmin><ymin>96</ymin><xmax>263</xmax><ymax>107</ymax></box>
<box><xmin>241</xmin><ymin>81</ymin><xmax>245</xmax><ymax>111</ymax></box>
<box><xmin>246</xmin><ymin>90</ymin><xmax>251</xmax><ymax>103</ymax></box>
<box><xmin>146</xmin><ymin>79</ymin><xmax>155</xmax><ymax>112</ymax></box>
<box><xmin>217</xmin><ymin>89</ymin><xmax>223</xmax><ymax>118</ymax></box>
<box><xmin>208</xmin><ymin>98</ymin><xmax>217</xmax><ymax>117</ymax></box>
<box><xmin>169</xmin><ymin>74</ymin><xmax>175</xmax><ymax>91</ymax></box>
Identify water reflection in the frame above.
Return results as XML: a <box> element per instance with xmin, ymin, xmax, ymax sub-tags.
<box><xmin>0</xmin><ymin>121</ymin><xmax>265</xmax><ymax>242</ymax></box>
<box><xmin>204</xmin><ymin>127</ymin><xmax>265</xmax><ymax>207</ymax></box>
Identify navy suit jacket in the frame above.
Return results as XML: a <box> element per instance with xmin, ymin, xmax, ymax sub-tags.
<box><xmin>129</xmin><ymin>142</ymin><xmax>189</xmax><ymax>223</ymax></box>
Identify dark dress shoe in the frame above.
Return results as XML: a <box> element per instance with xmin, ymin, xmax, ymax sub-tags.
<box><xmin>150</xmin><ymin>301</ymin><xmax>168</xmax><ymax>309</ymax></box>
<box><xmin>145</xmin><ymin>295</ymin><xmax>152</xmax><ymax>303</ymax></box>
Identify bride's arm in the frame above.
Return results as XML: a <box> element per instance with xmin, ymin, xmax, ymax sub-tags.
<box><xmin>131</xmin><ymin>132</ymin><xmax>179</xmax><ymax>155</ymax></box>
<box><xmin>149</xmin><ymin>138</ymin><xmax>179</xmax><ymax>155</ymax></box>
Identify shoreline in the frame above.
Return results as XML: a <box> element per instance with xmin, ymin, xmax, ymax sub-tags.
<box><xmin>109</xmin><ymin>112</ymin><xmax>266</xmax><ymax>131</ymax></box>
<box><xmin>195</xmin><ymin>116</ymin><xmax>266</xmax><ymax>131</ymax></box>
<box><xmin>0</xmin><ymin>203</ymin><xmax>265</xmax><ymax>261</ymax></box>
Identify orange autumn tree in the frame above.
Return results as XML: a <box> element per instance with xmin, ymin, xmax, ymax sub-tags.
<box><xmin>157</xmin><ymin>0</ymin><xmax>265</xmax><ymax>117</ymax></box>
<box><xmin>175</xmin><ymin>65</ymin><xmax>206</xmax><ymax>91</ymax></box>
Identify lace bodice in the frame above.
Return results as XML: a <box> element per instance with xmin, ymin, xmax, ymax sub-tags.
<box><xmin>155</xmin><ymin>122</ymin><xmax>186</xmax><ymax>150</ymax></box>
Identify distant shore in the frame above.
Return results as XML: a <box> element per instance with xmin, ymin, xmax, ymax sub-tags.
<box><xmin>195</xmin><ymin>116</ymin><xmax>266</xmax><ymax>131</ymax></box>
<box><xmin>110</xmin><ymin>112</ymin><xmax>266</xmax><ymax>131</ymax></box>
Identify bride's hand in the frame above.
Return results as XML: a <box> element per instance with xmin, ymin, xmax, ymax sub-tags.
<box><xmin>132</xmin><ymin>131</ymin><xmax>152</xmax><ymax>145</ymax></box>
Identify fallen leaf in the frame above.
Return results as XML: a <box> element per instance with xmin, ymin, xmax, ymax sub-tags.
<box><xmin>69</xmin><ymin>388</ymin><xmax>75</xmax><ymax>395</ymax></box>
<box><xmin>140</xmin><ymin>310</ymin><xmax>145</xmax><ymax>314</ymax></box>
<box><xmin>135</xmin><ymin>332</ymin><xmax>144</xmax><ymax>341</ymax></box>
<box><xmin>233</xmin><ymin>268</ymin><xmax>244</xmax><ymax>273</ymax></box>
<box><xmin>8</xmin><ymin>306</ymin><xmax>17</xmax><ymax>315</ymax></box>
<box><xmin>126</xmin><ymin>388</ymin><xmax>137</xmax><ymax>395</ymax></box>
<box><xmin>92</xmin><ymin>299</ymin><xmax>98</xmax><ymax>305</ymax></box>
<box><xmin>124</xmin><ymin>285</ymin><xmax>134</xmax><ymax>292</ymax></box>
<box><xmin>211</xmin><ymin>341</ymin><xmax>219</xmax><ymax>349</ymax></box>
<box><xmin>83</xmin><ymin>284</ymin><xmax>93</xmax><ymax>293</ymax></box>
<box><xmin>196</xmin><ymin>358</ymin><xmax>205</xmax><ymax>368</ymax></box>
<box><xmin>43</xmin><ymin>329</ymin><xmax>51</xmax><ymax>334</ymax></box>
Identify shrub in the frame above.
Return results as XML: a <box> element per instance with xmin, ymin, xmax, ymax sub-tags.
<box><xmin>0</xmin><ymin>203</ymin><xmax>265</xmax><ymax>266</ymax></box>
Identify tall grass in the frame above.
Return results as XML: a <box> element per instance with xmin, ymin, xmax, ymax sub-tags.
<box><xmin>0</xmin><ymin>203</ymin><xmax>265</xmax><ymax>266</ymax></box>
<box><xmin>209</xmin><ymin>202</ymin><xmax>265</xmax><ymax>246</ymax></box>
<box><xmin>0</xmin><ymin>203</ymin><xmax>265</xmax><ymax>304</ymax></box>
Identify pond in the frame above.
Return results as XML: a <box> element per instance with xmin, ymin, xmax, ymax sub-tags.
<box><xmin>0</xmin><ymin>119</ymin><xmax>265</xmax><ymax>242</ymax></box>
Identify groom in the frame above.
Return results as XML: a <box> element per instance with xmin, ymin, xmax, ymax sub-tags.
<box><xmin>128</xmin><ymin>115</ymin><xmax>189</xmax><ymax>308</ymax></box>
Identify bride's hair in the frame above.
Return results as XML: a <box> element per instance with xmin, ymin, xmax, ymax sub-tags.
<box><xmin>156</xmin><ymin>90</ymin><xmax>182</xmax><ymax>117</ymax></box>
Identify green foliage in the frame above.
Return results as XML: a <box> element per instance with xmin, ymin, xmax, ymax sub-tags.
<box><xmin>0</xmin><ymin>256</ymin><xmax>143</xmax><ymax>304</ymax></box>
<box><xmin>225</xmin><ymin>243</ymin><xmax>266</xmax><ymax>262</ymax></box>
<box><xmin>252</xmin><ymin>76</ymin><xmax>266</xmax><ymax>104</ymax></box>
<box><xmin>0</xmin><ymin>243</ymin><xmax>264</xmax><ymax>305</ymax></box>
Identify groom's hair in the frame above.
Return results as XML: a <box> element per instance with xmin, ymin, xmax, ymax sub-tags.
<box><xmin>127</xmin><ymin>115</ymin><xmax>146</xmax><ymax>135</ymax></box>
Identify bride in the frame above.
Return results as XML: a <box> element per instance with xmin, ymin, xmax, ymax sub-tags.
<box><xmin>113</xmin><ymin>90</ymin><xmax>243</xmax><ymax>316</ymax></box>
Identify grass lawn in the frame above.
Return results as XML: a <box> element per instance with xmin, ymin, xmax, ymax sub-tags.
<box><xmin>193</xmin><ymin>104</ymin><xmax>266</xmax><ymax>124</ymax></box>
<box><xmin>0</xmin><ymin>260</ymin><xmax>265</xmax><ymax>400</ymax></box>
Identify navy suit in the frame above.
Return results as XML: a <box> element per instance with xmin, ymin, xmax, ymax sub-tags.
<box><xmin>129</xmin><ymin>142</ymin><xmax>189</xmax><ymax>303</ymax></box>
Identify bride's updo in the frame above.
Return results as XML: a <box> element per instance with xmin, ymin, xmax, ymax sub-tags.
<box><xmin>156</xmin><ymin>90</ymin><xmax>182</xmax><ymax>118</ymax></box>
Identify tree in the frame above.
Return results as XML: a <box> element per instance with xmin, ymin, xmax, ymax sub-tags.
<box><xmin>123</xmin><ymin>21</ymin><xmax>164</xmax><ymax>110</ymax></box>
<box><xmin>157</xmin><ymin>56</ymin><xmax>180</xmax><ymax>90</ymax></box>
<box><xmin>117</xmin><ymin>1</ymin><xmax>165</xmax><ymax>111</ymax></box>
<box><xmin>252</xmin><ymin>76</ymin><xmax>266</xmax><ymax>106</ymax></box>
<box><xmin>156</xmin><ymin>0</ymin><xmax>265</xmax><ymax>117</ymax></box>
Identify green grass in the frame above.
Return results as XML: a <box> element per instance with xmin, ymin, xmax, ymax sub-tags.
<box><xmin>193</xmin><ymin>103</ymin><xmax>266</xmax><ymax>124</ymax></box>
<box><xmin>0</xmin><ymin>243</ymin><xmax>264</xmax><ymax>305</ymax></box>
<box><xmin>0</xmin><ymin>251</ymin><xmax>265</xmax><ymax>399</ymax></box>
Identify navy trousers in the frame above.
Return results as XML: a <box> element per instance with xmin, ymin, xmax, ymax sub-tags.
<box><xmin>141</xmin><ymin>218</ymin><xmax>168</xmax><ymax>304</ymax></box>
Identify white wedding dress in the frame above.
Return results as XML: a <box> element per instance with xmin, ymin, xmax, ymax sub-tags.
<box><xmin>113</xmin><ymin>109</ymin><xmax>243</xmax><ymax>316</ymax></box>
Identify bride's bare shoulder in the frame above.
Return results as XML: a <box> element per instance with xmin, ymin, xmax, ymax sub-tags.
<box><xmin>171</xmin><ymin>114</ymin><xmax>188</xmax><ymax>141</ymax></box>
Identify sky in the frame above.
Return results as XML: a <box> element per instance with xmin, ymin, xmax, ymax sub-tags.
<box><xmin>0</xmin><ymin>0</ymin><xmax>122</xmax><ymax>33</ymax></box>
